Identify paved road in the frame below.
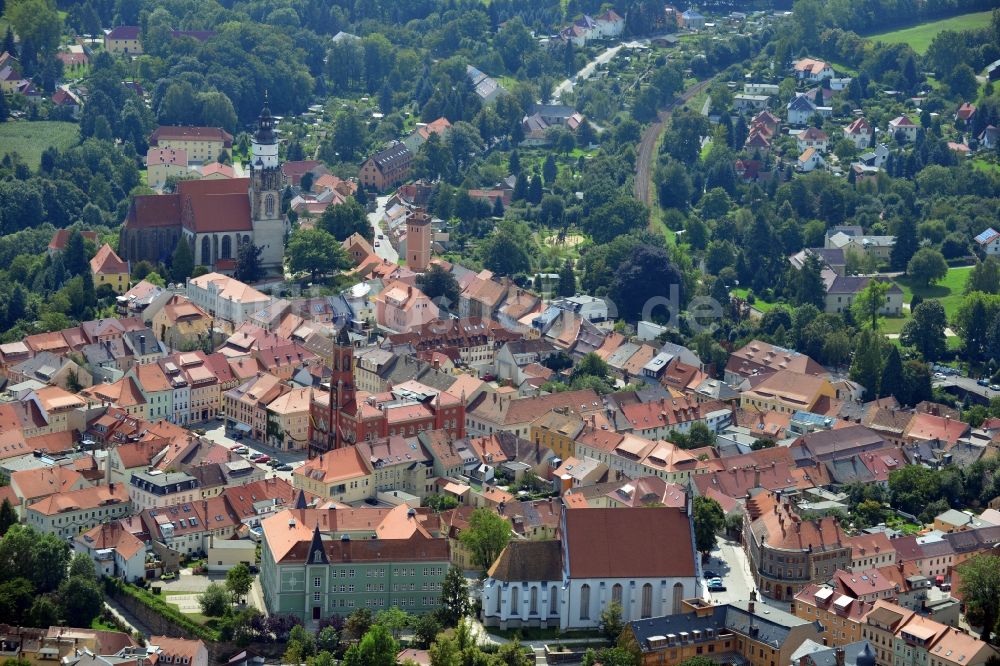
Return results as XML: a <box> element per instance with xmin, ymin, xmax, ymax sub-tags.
<box><xmin>934</xmin><ymin>376</ymin><xmax>1000</xmax><ymax>403</ymax></box>
<box><xmin>367</xmin><ymin>195</ymin><xmax>399</xmax><ymax>263</ymax></box>
<box><xmin>553</xmin><ymin>43</ymin><xmax>625</xmax><ymax>102</ymax></box>
<box><xmin>634</xmin><ymin>78</ymin><xmax>711</xmax><ymax>205</ymax></box>
<box><xmin>203</xmin><ymin>422</ymin><xmax>306</xmax><ymax>483</ymax></box>
<box><xmin>704</xmin><ymin>536</ymin><xmax>757</xmax><ymax>606</ymax></box>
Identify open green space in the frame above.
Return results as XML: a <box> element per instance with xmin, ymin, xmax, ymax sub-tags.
<box><xmin>881</xmin><ymin>265</ymin><xmax>971</xmax><ymax>338</ymax></box>
<box><xmin>732</xmin><ymin>288</ymin><xmax>780</xmax><ymax>313</ymax></box>
<box><xmin>868</xmin><ymin>12</ymin><xmax>993</xmax><ymax>54</ymax></box>
<box><xmin>972</xmin><ymin>158</ymin><xmax>1000</xmax><ymax>175</ymax></box>
<box><xmin>895</xmin><ymin>265</ymin><xmax>971</xmax><ymax>319</ymax></box>
<box><xmin>0</xmin><ymin>121</ymin><xmax>79</xmax><ymax>169</ymax></box>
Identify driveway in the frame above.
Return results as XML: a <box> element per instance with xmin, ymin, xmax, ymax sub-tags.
<box><xmin>552</xmin><ymin>43</ymin><xmax>625</xmax><ymax>102</ymax></box>
<box><xmin>155</xmin><ymin>569</ymin><xmax>228</xmax><ymax>593</ymax></box>
<box><xmin>367</xmin><ymin>195</ymin><xmax>398</xmax><ymax>263</ymax></box>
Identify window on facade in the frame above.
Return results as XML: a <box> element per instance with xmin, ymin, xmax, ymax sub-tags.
<box><xmin>510</xmin><ymin>585</ymin><xmax>519</xmax><ymax>616</ymax></box>
<box><xmin>642</xmin><ymin>583</ymin><xmax>653</xmax><ymax>618</ymax></box>
<box><xmin>550</xmin><ymin>586</ymin><xmax>558</xmax><ymax>615</ymax></box>
<box><xmin>612</xmin><ymin>583</ymin><xmax>623</xmax><ymax>605</ymax></box>
<box><xmin>580</xmin><ymin>584</ymin><xmax>590</xmax><ymax>620</ymax></box>
<box><xmin>530</xmin><ymin>586</ymin><xmax>538</xmax><ymax>615</ymax></box>
<box><xmin>265</xmin><ymin>194</ymin><xmax>275</xmax><ymax>217</ymax></box>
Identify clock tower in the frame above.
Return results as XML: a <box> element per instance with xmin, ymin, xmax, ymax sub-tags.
<box><xmin>248</xmin><ymin>96</ymin><xmax>286</xmax><ymax>273</ymax></box>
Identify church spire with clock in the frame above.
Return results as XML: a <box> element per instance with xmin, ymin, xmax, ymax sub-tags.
<box><xmin>248</xmin><ymin>94</ymin><xmax>286</xmax><ymax>273</ymax></box>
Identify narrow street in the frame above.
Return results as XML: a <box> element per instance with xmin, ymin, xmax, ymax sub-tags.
<box><xmin>367</xmin><ymin>195</ymin><xmax>399</xmax><ymax>263</ymax></box>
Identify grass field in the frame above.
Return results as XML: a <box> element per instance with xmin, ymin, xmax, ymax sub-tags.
<box><xmin>868</xmin><ymin>11</ymin><xmax>994</xmax><ymax>53</ymax></box>
<box><xmin>0</xmin><ymin>121</ymin><xmax>79</xmax><ymax>169</ymax></box>
<box><xmin>881</xmin><ymin>265</ymin><xmax>971</xmax><ymax>335</ymax></box>
<box><xmin>973</xmin><ymin>158</ymin><xmax>1000</xmax><ymax>174</ymax></box>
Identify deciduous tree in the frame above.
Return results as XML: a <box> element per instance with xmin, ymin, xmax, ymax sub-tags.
<box><xmin>459</xmin><ymin>508</ymin><xmax>512</xmax><ymax>571</ymax></box>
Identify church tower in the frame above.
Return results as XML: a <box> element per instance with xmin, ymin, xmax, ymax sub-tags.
<box><xmin>249</xmin><ymin>97</ymin><xmax>286</xmax><ymax>273</ymax></box>
<box><xmin>326</xmin><ymin>325</ymin><xmax>357</xmax><ymax>451</ymax></box>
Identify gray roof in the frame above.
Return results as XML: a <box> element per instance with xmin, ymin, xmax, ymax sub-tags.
<box><xmin>792</xmin><ymin>641</ymin><xmax>876</xmax><ymax>666</ymax></box>
<box><xmin>11</xmin><ymin>351</ymin><xmax>73</xmax><ymax>380</ymax></box>
<box><xmin>628</xmin><ymin>600</ymin><xmax>817</xmax><ymax>653</ymax></box>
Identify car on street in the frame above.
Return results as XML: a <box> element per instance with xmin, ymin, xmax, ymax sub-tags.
<box><xmin>703</xmin><ymin>570</ymin><xmax>718</xmax><ymax>579</ymax></box>
<box><xmin>934</xmin><ymin>372</ymin><xmax>945</xmax><ymax>379</ymax></box>
<box><xmin>708</xmin><ymin>582</ymin><xmax>727</xmax><ymax>592</ymax></box>
<box><xmin>251</xmin><ymin>454</ymin><xmax>270</xmax><ymax>463</ymax></box>
<box><xmin>231</xmin><ymin>445</ymin><xmax>249</xmax><ymax>454</ymax></box>
<box><xmin>275</xmin><ymin>463</ymin><xmax>293</xmax><ymax>471</ymax></box>
<box><xmin>709</xmin><ymin>577</ymin><xmax>723</xmax><ymax>587</ymax></box>
<box><xmin>978</xmin><ymin>379</ymin><xmax>990</xmax><ymax>387</ymax></box>
<box><xmin>992</xmin><ymin>385</ymin><xmax>1000</xmax><ymax>392</ymax></box>
<box><xmin>267</xmin><ymin>458</ymin><xmax>283</xmax><ymax>467</ymax></box>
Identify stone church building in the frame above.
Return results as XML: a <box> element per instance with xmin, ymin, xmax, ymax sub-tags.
<box><xmin>120</xmin><ymin>102</ymin><xmax>286</xmax><ymax>275</ymax></box>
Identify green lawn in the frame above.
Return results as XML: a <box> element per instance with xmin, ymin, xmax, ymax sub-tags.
<box><xmin>972</xmin><ymin>158</ymin><xmax>1000</xmax><ymax>175</ymax></box>
<box><xmin>0</xmin><ymin>120</ymin><xmax>79</xmax><ymax>169</ymax></box>
<box><xmin>868</xmin><ymin>11</ymin><xmax>994</xmax><ymax>54</ymax></box>
<box><xmin>732</xmin><ymin>288</ymin><xmax>780</xmax><ymax>313</ymax></box>
<box><xmin>895</xmin><ymin>265</ymin><xmax>971</xmax><ymax>319</ymax></box>
<box><xmin>880</xmin><ymin>266</ymin><xmax>971</xmax><ymax>337</ymax></box>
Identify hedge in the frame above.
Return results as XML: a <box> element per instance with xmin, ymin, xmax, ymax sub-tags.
<box><xmin>104</xmin><ymin>578</ymin><xmax>221</xmax><ymax>642</ymax></box>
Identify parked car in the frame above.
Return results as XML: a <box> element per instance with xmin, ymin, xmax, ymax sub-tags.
<box><xmin>255</xmin><ymin>455</ymin><xmax>271</xmax><ymax>464</ymax></box>
<box><xmin>161</xmin><ymin>572</ymin><xmax>176</xmax><ymax>580</ymax></box>
<box><xmin>703</xmin><ymin>570</ymin><xmax>718</xmax><ymax>579</ymax></box>
<box><xmin>708</xmin><ymin>582</ymin><xmax>726</xmax><ymax>592</ymax></box>
<box><xmin>991</xmin><ymin>385</ymin><xmax>1000</xmax><ymax>392</ymax></box>
<box><xmin>267</xmin><ymin>458</ymin><xmax>282</xmax><ymax>467</ymax></box>
<box><xmin>275</xmin><ymin>463</ymin><xmax>293</xmax><ymax>471</ymax></box>
<box><xmin>709</xmin><ymin>577</ymin><xmax>723</xmax><ymax>587</ymax></box>
<box><xmin>978</xmin><ymin>379</ymin><xmax>990</xmax><ymax>387</ymax></box>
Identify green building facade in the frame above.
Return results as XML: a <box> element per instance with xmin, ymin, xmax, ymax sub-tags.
<box><xmin>261</xmin><ymin>523</ymin><xmax>450</xmax><ymax>622</ymax></box>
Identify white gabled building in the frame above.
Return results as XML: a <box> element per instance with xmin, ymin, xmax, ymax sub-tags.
<box><xmin>481</xmin><ymin>506</ymin><xmax>699</xmax><ymax>631</ymax></box>
<box><xmin>975</xmin><ymin>228</ymin><xmax>1000</xmax><ymax>256</ymax></box>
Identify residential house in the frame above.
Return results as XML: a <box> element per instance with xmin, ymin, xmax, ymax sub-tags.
<box><xmin>148</xmin><ymin>637</ymin><xmax>208</xmax><ymax>666</ymax></box>
<box><xmin>888</xmin><ymin>116</ymin><xmax>918</xmax><ymax>143</ymax></box>
<box><xmin>104</xmin><ymin>26</ymin><xmax>142</xmax><ymax>55</ymax></box>
<box><xmin>623</xmin><ymin>597</ymin><xmax>826</xmax><ymax>666</ymax></box>
<box><xmin>744</xmin><ymin>489</ymin><xmax>852</xmax><ymax>601</ymax></box>
<box><xmin>798</xmin><ymin>147</ymin><xmax>825</xmax><ymax>172</ymax></box>
<box><xmin>794</xmin><ymin>58</ymin><xmax>835</xmax><ymax>81</ymax></box>
<box><xmin>146</xmin><ymin>148</ymin><xmax>188</xmax><ymax>188</ymax></box>
<box><xmin>793</xmin><ymin>584</ymin><xmax>873</xmax><ymax>646</ymax></box>
<box><xmin>681</xmin><ymin>9</ymin><xmax>706</xmax><ymax>29</ymax></box>
<box><xmin>148</xmin><ymin>126</ymin><xmax>234</xmax><ymax>165</ymax></box>
<box><xmin>359</xmin><ymin>143</ymin><xmax>412</xmax><ymax>192</ymax></box>
<box><xmin>788</xmin><ymin>94</ymin><xmax>831</xmax><ymax>125</ymax></box>
<box><xmin>974</xmin><ymin>228</ymin><xmax>1000</xmax><ymax>256</ymax></box>
<box><xmin>91</xmin><ymin>244</ymin><xmax>130</xmax><ymax>294</ymax></box>
<box><xmin>186</xmin><ymin>273</ymin><xmax>271</xmax><ymax>329</ymax></box>
<box><xmin>374</xmin><ymin>281</ymin><xmax>439</xmax><ymax>332</ymax></box>
<box><xmin>797</xmin><ymin>127</ymin><xmax>829</xmax><ymax>153</ymax></box>
<box><xmin>152</xmin><ymin>296</ymin><xmax>213</xmax><ymax>351</ymax></box>
<box><xmin>128</xmin><ymin>470</ymin><xmax>201</xmax><ymax>510</ymax></box>
<box><xmin>466</xmin><ymin>65</ymin><xmax>507</xmax><ymax>104</ymax></box>
<box><xmin>741</xmin><ymin>370</ymin><xmax>837</xmax><ymax>415</ymax></box>
<box><xmin>844</xmin><ymin>118</ymin><xmax>874</xmax><ymax>150</ymax></box>
<box><xmin>26</xmin><ymin>483</ymin><xmax>131</xmax><ymax>539</ymax></box>
<box><xmin>725</xmin><ymin>340</ymin><xmax>825</xmax><ymax>386</ymax></box>
<box><xmin>825</xmin><ymin>277</ymin><xmax>903</xmax><ymax>316</ymax></box>
<box><xmin>465</xmin><ymin>388</ymin><xmax>601</xmax><ymax>439</ymax></box>
<box><xmin>74</xmin><ymin>520</ymin><xmax>147</xmax><ymax>582</ymax></box>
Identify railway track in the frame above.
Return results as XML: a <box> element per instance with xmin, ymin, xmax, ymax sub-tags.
<box><xmin>634</xmin><ymin>79</ymin><xmax>712</xmax><ymax>206</ymax></box>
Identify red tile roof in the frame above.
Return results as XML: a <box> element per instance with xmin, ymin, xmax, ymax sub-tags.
<box><xmin>149</xmin><ymin>126</ymin><xmax>233</xmax><ymax>147</ymax></box>
<box><xmin>563</xmin><ymin>506</ymin><xmax>695</xmax><ymax>578</ymax></box>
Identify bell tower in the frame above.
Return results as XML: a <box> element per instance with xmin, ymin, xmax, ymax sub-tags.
<box><xmin>326</xmin><ymin>325</ymin><xmax>357</xmax><ymax>451</ymax></box>
<box><xmin>248</xmin><ymin>94</ymin><xmax>286</xmax><ymax>273</ymax></box>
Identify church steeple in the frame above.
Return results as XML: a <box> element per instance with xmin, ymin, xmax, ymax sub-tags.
<box><xmin>248</xmin><ymin>91</ymin><xmax>287</xmax><ymax>275</ymax></box>
<box><xmin>255</xmin><ymin>93</ymin><xmax>277</xmax><ymax>147</ymax></box>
